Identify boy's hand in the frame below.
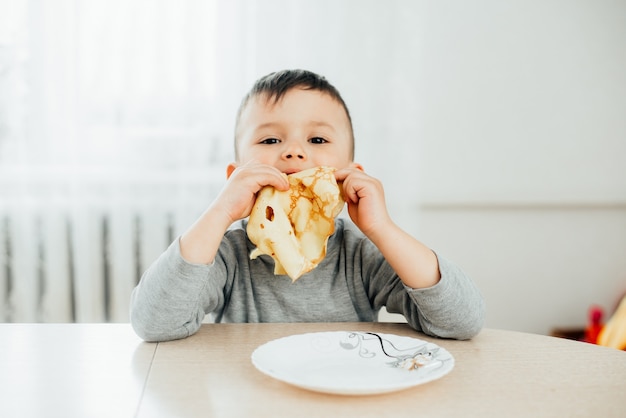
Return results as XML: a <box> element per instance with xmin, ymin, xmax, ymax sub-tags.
<box><xmin>334</xmin><ymin>167</ymin><xmax>392</xmax><ymax>240</ymax></box>
<box><xmin>216</xmin><ymin>161</ymin><xmax>290</xmax><ymax>224</ymax></box>
<box><xmin>335</xmin><ymin>167</ymin><xmax>441</xmax><ymax>289</ymax></box>
<box><xmin>180</xmin><ymin>162</ymin><xmax>289</xmax><ymax>264</ymax></box>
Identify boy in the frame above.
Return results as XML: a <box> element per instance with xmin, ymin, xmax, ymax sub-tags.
<box><xmin>130</xmin><ymin>69</ymin><xmax>484</xmax><ymax>342</ymax></box>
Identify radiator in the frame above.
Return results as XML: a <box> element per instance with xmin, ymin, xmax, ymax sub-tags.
<box><xmin>0</xmin><ymin>208</ymin><xmax>178</xmax><ymax>322</ymax></box>
<box><xmin>0</xmin><ymin>167</ymin><xmax>221</xmax><ymax>323</ymax></box>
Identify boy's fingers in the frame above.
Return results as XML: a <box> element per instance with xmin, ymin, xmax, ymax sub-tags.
<box><xmin>233</xmin><ymin>162</ymin><xmax>289</xmax><ymax>191</ymax></box>
<box><xmin>333</xmin><ymin>168</ymin><xmax>352</xmax><ymax>182</ymax></box>
<box><xmin>261</xmin><ymin>170</ymin><xmax>289</xmax><ymax>191</ymax></box>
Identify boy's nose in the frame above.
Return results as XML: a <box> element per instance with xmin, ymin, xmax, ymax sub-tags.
<box><xmin>283</xmin><ymin>152</ymin><xmax>305</xmax><ymax>160</ymax></box>
<box><xmin>282</xmin><ymin>145</ymin><xmax>306</xmax><ymax>160</ymax></box>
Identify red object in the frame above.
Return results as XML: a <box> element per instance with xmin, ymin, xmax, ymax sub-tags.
<box><xmin>584</xmin><ymin>305</ymin><xmax>604</xmax><ymax>344</ymax></box>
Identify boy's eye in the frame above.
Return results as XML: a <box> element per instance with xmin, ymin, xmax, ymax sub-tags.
<box><xmin>260</xmin><ymin>138</ymin><xmax>280</xmax><ymax>144</ymax></box>
<box><xmin>309</xmin><ymin>137</ymin><xmax>328</xmax><ymax>144</ymax></box>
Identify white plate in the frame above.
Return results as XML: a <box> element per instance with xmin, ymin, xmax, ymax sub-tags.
<box><xmin>251</xmin><ymin>331</ymin><xmax>454</xmax><ymax>395</ymax></box>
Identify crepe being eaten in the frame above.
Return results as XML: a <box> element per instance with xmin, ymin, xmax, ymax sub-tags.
<box><xmin>247</xmin><ymin>166</ymin><xmax>345</xmax><ymax>282</ymax></box>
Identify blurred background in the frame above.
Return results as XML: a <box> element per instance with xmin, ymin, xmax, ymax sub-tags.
<box><xmin>0</xmin><ymin>0</ymin><xmax>624</xmax><ymax>334</ymax></box>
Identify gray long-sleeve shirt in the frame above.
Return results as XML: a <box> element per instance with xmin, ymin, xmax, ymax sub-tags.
<box><xmin>130</xmin><ymin>218</ymin><xmax>485</xmax><ymax>342</ymax></box>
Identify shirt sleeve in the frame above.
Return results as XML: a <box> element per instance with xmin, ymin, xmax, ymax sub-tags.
<box><xmin>358</xmin><ymin>231</ymin><xmax>485</xmax><ymax>340</ymax></box>
<box><xmin>403</xmin><ymin>254</ymin><xmax>485</xmax><ymax>340</ymax></box>
<box><xmin>129</xmin><ymin>238</ymin><xmax>220</xmax><ymax>342</ymax></box>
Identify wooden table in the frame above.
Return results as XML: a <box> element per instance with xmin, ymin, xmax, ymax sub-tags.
<box><xmin>1</xmin><ymin>322</ymin><xmax>624</xmax><ymax>417</ymax></box>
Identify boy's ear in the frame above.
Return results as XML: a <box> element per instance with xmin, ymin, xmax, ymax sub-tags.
<box><xmin>226</xmin><ymin>163</ymin><xmax>238</xmax><ymax>179</ymax></box>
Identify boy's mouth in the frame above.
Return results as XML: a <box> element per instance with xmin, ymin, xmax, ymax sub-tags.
<box><xmin>282</xmin><ymin>168</ymin><xmax>302</xmax><ymax>175</ymax></box>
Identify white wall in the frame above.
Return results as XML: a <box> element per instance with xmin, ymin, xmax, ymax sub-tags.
<box><xmin>412</xmin><ymin>0</ymin><xmax>626</xmax><ymax>334</ymax></box>
<box><xmin>417</xmin><ymin>208</ymin><xmax>626</xmax><ymax>335</ymax></box>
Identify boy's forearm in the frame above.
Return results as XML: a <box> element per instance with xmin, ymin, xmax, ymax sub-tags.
<box><xmin>180</xmin><ymin>205</ymin><xmax>234</xmax><ymax>264</ymax></box>
<box><xmin>368</xmin><ymin>222</ymin><xmax>441</xmax><ymax>289</ymax></box>
<box><xmin>130</xmin><ymin>239</ymin><xmax>209</xmax><ymax>342</ymax></box>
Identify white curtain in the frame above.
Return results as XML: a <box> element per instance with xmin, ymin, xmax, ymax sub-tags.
<box><xmin>0</xmin><ymin>0</ymin><xmax>424</xmax><ymax>322</ymax></box>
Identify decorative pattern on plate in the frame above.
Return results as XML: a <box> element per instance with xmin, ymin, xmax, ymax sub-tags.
<box><xmin>339</xmin><ymin>332</ymin><xmax>445</xmax><ymax>371</ymax></box>
<box><xmin>251</xmin><ymin>331</ymin><xmax>455</xmax><ymax>395</ymax></box>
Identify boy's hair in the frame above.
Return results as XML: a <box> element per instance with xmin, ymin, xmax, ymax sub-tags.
<box><xmin>234</xmin><ymin>69</ymin><xmax>355</xmax><ymax>160</ymax></box>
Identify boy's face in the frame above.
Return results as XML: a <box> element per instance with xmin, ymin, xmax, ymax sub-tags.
<box><xmin>233</xmin><ymin>88</ymin><xmax>357</xmax><ymax>174</ymax></box>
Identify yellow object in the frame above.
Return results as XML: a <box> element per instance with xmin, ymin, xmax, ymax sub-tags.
<box><xmin>597</xmin><ymin>295</ymin><xmax>626</xmax><ymax>350</ymax></box>
<box><xmin>247</xmin><ymin>166</ymin><xmax>344</xmax><ymax>281</ymax></box>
